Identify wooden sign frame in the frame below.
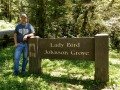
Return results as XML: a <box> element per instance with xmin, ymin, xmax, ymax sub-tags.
<box><xmin>28</xmin><ymin>34</ymin><xmax>109</xmax><ymax>82</ymax></box>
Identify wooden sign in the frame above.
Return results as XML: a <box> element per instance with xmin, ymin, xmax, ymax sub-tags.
<box><xmin>39</xmin><ymin>38</ymin><xmax>95</xmax><ymax>61</ymax></box>
<box><xmin>28</xmin><ymin>34</ymin><xmax>109</xmax><ymax>82</ymax></box>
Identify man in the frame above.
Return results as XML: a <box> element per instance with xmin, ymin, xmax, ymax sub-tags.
<box><xmin>14</xmin><ymin>13</ymin><xmax>35</xmax><ymax>74</ymax></box>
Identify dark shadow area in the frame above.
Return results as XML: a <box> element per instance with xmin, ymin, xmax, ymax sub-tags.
<box><xmin>0</xmin><ymin>34</ymin><xmax>14</xmax><ymax>50</ymax></box>
<box><xmin>40</xmin><ymin>73</ymin><xmax>106</xmax><ymax>90</ymax></box>
<box><xmin>0</xmin><ymin>44</ymin><xmax>14</xmax><ymax>74</ymax></box>
<box><xmin>3</xmin><ymin>71</ymin><xmax>31</xmax><ymax>78</ymax></box>
<box><xmin>0</xmin><ymin>44</ymin><xmax>14</xmax><ymax>64</ymax></box>
<box><xmin>2</xmin><ymin>68</ymin><xmax>107</xmax><ymax>90</ymax></box>
<box><xmin>1</xmin><ymin>72</ymin><xmax>29</xmax><ymax>90</ymax></box>
<box><xmin>9</xmin><ymin>72</ymin><xmax>106</xmax><ymax>90</ymax></box>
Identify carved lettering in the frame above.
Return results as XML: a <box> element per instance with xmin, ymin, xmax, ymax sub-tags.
<box><xmin>71</xmin><ymin>50</ymin><xmax>89</xmax><ymax>55</ymax></box>
<box><xmin>67</xmin><ymin>43</ymin><xmax>80</xmax><ymax>47</ymax></box>
<box><xmin>50</xmin><ymin>43</ymin><xmax>64</xmax><ymax>48</ymax></box>
<box><xmin>44</xmin><ymin>50</ymin><xmax>68</xmax><ymax>55</ymax></box>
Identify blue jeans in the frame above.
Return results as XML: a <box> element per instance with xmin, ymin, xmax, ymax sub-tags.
<box><xmin>14</xmin><ymin>43</ymin><xmax>28</xmax><ymax>74</ymax></box>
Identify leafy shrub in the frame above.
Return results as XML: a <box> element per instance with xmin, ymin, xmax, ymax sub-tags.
<box><xmin>110</xmin><ymin>30</ymin><xmax>120</xmax><ymax>52</ymax></box>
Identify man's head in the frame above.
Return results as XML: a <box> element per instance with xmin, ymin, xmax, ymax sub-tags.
<box><xmin>20</xmin><ymin>13</ymin><xmax>27</xmax><ymax>25</ymax></box>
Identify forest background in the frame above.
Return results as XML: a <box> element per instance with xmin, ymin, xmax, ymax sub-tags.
<box><xmin>0</xmin><ymin>0</ymin><xmax>120</xmax><ymax>90</ymax></box>
<box><xmin>0</xmin><ymin>0</ymin><xmax>120</xmax><ymax>50</ymax></box>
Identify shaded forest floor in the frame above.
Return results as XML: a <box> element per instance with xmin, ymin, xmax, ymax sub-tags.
<box><xmin>0</xmin><ymin>45</ymin><xmax>120</xmax><ymax>90</ymax></box>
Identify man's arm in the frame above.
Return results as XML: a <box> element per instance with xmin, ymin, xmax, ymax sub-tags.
<box><xmin>14</xmin><ymin>33</ymin><xmax>18</xmax><ymax>47</ymax></box>
<box><xmin>23</xmin><ymin>33</ymin><xmax>34</xmax><ymax>41</ymax></box>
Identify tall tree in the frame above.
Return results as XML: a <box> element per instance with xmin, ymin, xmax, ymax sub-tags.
<box><xmin>28</xmin><ymin>0</ymin><xmax>46</xmax><ymax>38</ymax></box>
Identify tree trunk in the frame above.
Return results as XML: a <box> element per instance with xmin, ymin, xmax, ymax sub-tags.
<box><xmin>35</xmin><ymin>0</ymin><xmax>46</xmax><ymax>38</ymax></box>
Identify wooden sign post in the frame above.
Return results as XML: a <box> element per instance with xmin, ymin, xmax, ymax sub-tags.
<box><xmin>28</xmin><ymin>34</ymin><xmax>109</xmax><ymax>82</ymax></box>
<box><xmin>28</xmin><ymin>36</ymin><xmax>42</xmax><ymax>74</ymax></box>
<box><xmin>95</xmin><ymin>34</ymin><xmax>109</xmax><ymax>82</ymax></box>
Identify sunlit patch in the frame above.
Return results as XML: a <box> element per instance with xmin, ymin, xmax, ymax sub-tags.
<box><xmin>110</xmin><ymin>58</ymin><xmax>120</xmax><ymax>65</ymax></box>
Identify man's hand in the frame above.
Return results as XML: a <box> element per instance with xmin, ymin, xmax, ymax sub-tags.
<box><xmin>23</xmin><ymin>35</ymin><xmax>28</xmax><ymax>41</ymax></box>
<box><xmin>14</xmin><ymin>43</ymin><xmax>18</xmax><ymax>48</ymax></box>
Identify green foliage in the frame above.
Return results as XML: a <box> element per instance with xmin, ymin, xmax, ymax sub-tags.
<box><xmin>27</xmin><ymin>0</ymin><xmax>46</xmax><ymax>38</ymax></box>
<box><xmin>0</xmin><ymin>0</ymin><xmax>120</xmax><ymax>49</ymax></box>
<box><xmin>43</xmin><ymin>0</ymin><xmax>111</xmax><ymax>38</ymax></box>
<box><xmin>0</xmin><ymin>45</ymin><xmax>120</xmax><ymax>90</ymax></box>
<box><xmin>110</xmin><ymin>30</ymin><xmax>120</xmax><ymax>52</ymax></box>
<box><xmin>0</xmin><ymin>0</ymin><xmax>29</xmax><ymax>22</ymax></box>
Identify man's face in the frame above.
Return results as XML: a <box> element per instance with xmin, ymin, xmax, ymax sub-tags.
<box><xmin>20</xmin><ymin>16</ymin><xmax>27</xmax><ymax>24</ymax></box>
